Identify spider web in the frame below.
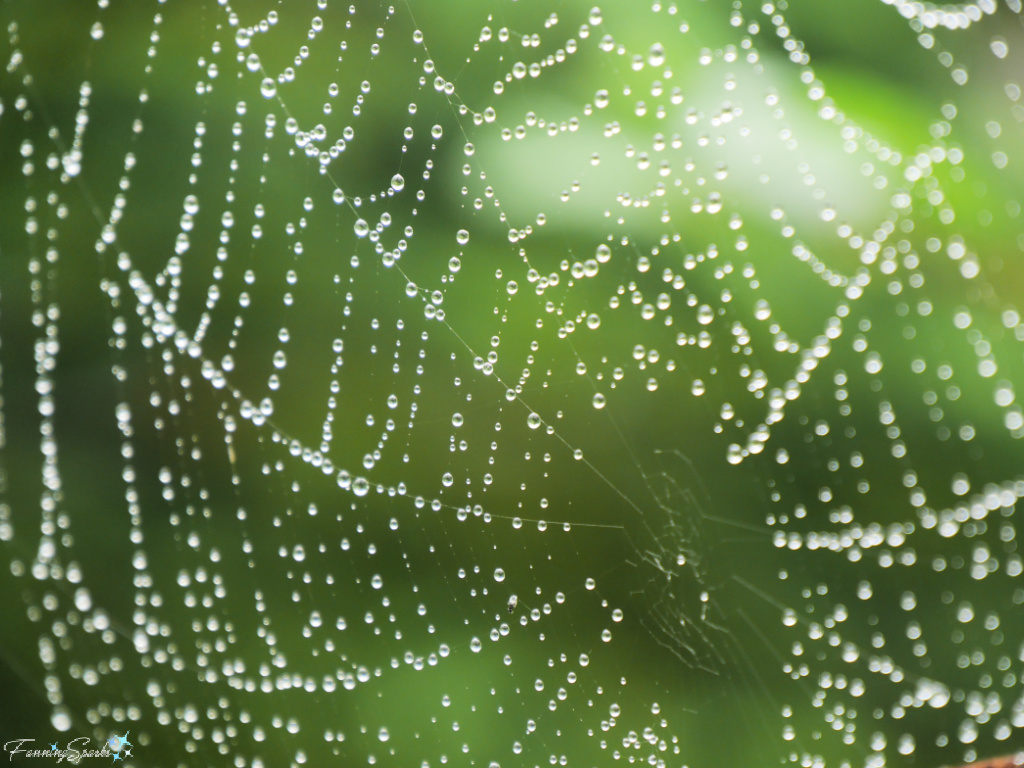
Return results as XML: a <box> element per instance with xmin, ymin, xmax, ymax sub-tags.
<box><xmin>1</xmin><ymin>1</ymin><xmax>1023</xmax><ymax>767</ymax></box>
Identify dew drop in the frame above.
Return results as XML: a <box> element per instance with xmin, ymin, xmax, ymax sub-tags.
<box><xmin>51</xmin><ymin>706</ymin><xmax>72</xmax><ymax>732</ymax></box>
<box><xmin>648</xmin><ymin>43</ymin><xmax>665</xmax><ymax>67</ymax></box>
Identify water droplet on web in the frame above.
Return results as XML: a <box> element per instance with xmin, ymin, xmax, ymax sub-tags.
<box><xmin>470</xmin><ymin>637</ymin><xmax>482</xmax><ymax>653</ymax></box>
<box><xmin>592</xmin><ymin>393</ymin><xmax>606</xmax><ymax>409</ymax></box>
<box><xmin>51</xmin><ymin>707</ymin><xmax>72</xmax><ymax>732</ymax></box>
<box><xmin>915</xmin><ymin>678</ymin><xmax>950</xmax><ymax>708</ymax></box>
<box><xmin>390</xmin><ymin>173</ymin><xmax>404</xmax><ymax>192</ymax></box>
<box><xmin>352</xmin><ymin>477</ymin><xmax>370</xmax><ymax>496</ymax></box>
<box><xmin>354</xmin><ymin>219</ymin><xmax>369</xmax><ymax>238</ymax></box>
<box><xmin>527</xmin><ymin>412</ymin><xmax>542</xmax><ymax>429</ymax></box>
<box><xmin>493</xmin><ymin>568</ymin><xmax>505</xmax><ymax>582</ymax></box>
<box><xmin>260</xmin><ymin>77</ymin><xmax>277</xmax><ymax>99</ymax></box>
<box><xmin>73</xmin><ymin>588</ymin><xmax>92</xmax><ymax>612</ymax></box>
<box><xmin>726</xmin><ymin>444</ymin><xmax>744</xmax><ymax>465</ymax></box>
<box><xmin>456</xmin><ymin>229</ymin><xmax>469</xmax><ymax>245</ymax></box>
<box><xmin>897</xmin><ymin>734</ymin><xmax>915</xmax><ymax>756</ymax></box>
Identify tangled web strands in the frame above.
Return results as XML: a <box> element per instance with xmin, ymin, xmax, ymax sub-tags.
<box><xmin>1</xmin><ymin>1</ymin><xmax>1024</xmax><ymax>767</ymax></box>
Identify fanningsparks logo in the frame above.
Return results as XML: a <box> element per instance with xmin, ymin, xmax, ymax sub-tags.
<box><xmin>4</xmin><ymin>731</ymin><xmax>135</xmax><ymax>763</ymax></box>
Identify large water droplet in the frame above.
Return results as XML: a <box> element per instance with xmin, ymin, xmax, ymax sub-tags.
<box><xmin>51</xmin><ymin>706</ymin><xmax>72</xmax><ymax>732</ymax></box>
